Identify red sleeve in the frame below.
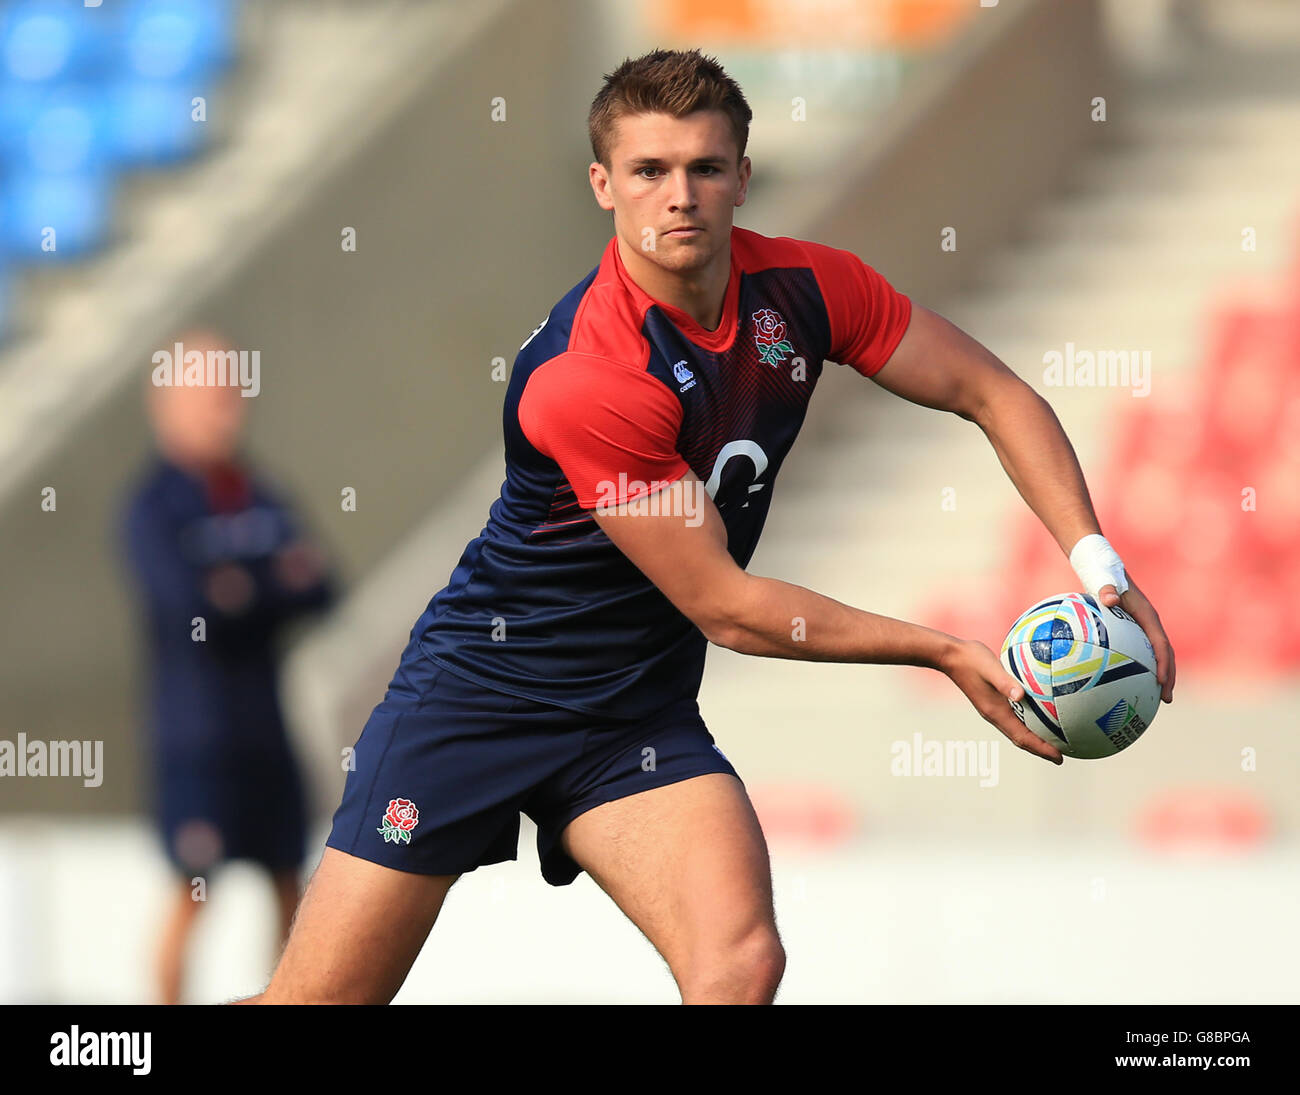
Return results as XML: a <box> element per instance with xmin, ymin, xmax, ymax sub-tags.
<box><xmin>802</xmin><ymin>241</ymin><xmax>912</xmax><ymax>378</ymax></box>
<box><xmin>518</xmin><ymin>353</ymin><xmax>690</xmax><ymax>509</ymax></box>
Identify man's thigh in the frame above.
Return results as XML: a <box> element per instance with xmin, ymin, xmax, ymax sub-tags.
<box><xmin>258</xmin><ymin>847</ymin><xmax>457</xmax><ymax>1004</ymax></box>
<box><xmin>558</xmin><ymin>772</ymin><xmax>778</xmax><ymax>982</ymax></box>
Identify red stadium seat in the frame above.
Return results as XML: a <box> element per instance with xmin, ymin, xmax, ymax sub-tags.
<box><xmin>747</xmin><ymin>783</ymin><xmax>860</xmax><ymax>848</ymax></box>
<box><xmin>1135</xmin><ymin>787</ymin><xmax>1271</xmax><ymax>852</ymax></box>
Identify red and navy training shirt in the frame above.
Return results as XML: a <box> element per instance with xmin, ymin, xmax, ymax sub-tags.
<box><xmin>412</xmin><ymin>226</ymin><xmax>912</xmax><ymax>719</ymax></box>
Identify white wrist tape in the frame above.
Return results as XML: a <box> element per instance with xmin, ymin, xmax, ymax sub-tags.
<box><xmin>1069</xmin><ymin>534</ymin><xmax>1129</xmax><ymax>599</ymax></box>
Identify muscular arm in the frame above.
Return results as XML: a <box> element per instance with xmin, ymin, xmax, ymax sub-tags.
<box><xmin>598</xmin><ymin>474</ymin><xmax>956</xmax><ymax>666</ymax></box>
<box><xmin>872</xmin><ymin>303</ymin><xmax>1104</xmax><ymax>553</ymax></box>
<box><xmin>591</xmin><ymin>472</ymin><xmax>1061</xmax><ymax>763</ymax></box>
<box><xmin>870</xmin><ymin>304</ymin><xmax>1175</xmax><ymax>700</ymax></box>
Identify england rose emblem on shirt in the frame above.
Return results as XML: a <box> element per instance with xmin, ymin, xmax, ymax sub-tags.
<box><xmin>377</xmin><ymin>797</ymin><xmax>419</xmax><ymax>844</ymax></box>
<box><xmin>752</xmin><ymin>308</ymin><xmax>795</xmax><ymax>367</ymax></box>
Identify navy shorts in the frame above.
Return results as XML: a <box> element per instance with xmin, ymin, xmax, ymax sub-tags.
<box><xmin>325</xmin><ymin>647</ymin><xmax>739</xmax><ymax>886</ymax></box>
<box><xmin>155</xmin><ymin>747</ymin><xmax>307</xmax><ymax>876</ymax></box>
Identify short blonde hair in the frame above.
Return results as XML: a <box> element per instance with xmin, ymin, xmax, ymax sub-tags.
<box><xmin>588</xmin><ymin>48</ymin><xmax>752</xmax><ymax>168</ymax></box>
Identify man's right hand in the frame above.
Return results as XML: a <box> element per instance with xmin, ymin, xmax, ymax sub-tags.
<box><xmin>203</xmin><ymin>562</ymin><xmax>256</xmax><ymax>615</ymax></box>
<box><xmin>939</xmin><ymin>637</ymin><xmax>1064</xmax><ymax>765</ymax></box>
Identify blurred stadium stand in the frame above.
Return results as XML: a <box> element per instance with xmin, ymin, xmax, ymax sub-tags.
<box><xmin>0</xmin><ymin>0</ymin><xmax>1297</xmax><ymax>1002</ymax></box>
<box><xmin>0</xmin><ymin>0</ymin><xmax>598</xmax><ymax>818</ymax></box>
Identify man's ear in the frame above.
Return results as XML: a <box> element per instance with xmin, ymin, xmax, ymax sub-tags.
<box><xmin>734</xmin><ymin>155</ymin><xmax>752</xmax><ymax>207</ymax></box>
<box><xmin>589</xmin><ymin>162</ymin><xmax>615</xmax><ymax>211</ymax></box>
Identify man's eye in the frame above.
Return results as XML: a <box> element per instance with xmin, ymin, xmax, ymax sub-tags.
<box><xmin>696</xmin><ymin>166</ymin><xmax>717</xmax><ymax>175</ymax></box>
<box><xmin>637</xmin><ymin>167</ymin><xmax>662</xmax><ymax>179</ymax></box>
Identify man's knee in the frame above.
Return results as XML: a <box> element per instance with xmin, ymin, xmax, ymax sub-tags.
<box><xmin>679</xmin><ymin>926</ymin><xmax>786</xmax><ymax>1004</ymax></box>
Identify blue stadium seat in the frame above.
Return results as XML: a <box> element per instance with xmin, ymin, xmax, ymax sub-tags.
<box><xmin>0</xmin><ymin>86</ymin><xmax>111</xmax><ymax>174</ymax></box>
<box><xmin>0</xmin><ymin>0</ymin><xmax>112</xmax><ymax>84</ymax></box>
<box><xmin>117</xmin><ymin>0</ymin><xmax>237</xmax><ymax>82</ymax></box>
<box><xmin>106</xmin><ymin>79</ymin><xmax>209</xmax><ymax>166</ymax></box>
<box><xmin>1</xmin><ymin>170</ymin><xmax>114</xmax><ymax>260</ymax></box>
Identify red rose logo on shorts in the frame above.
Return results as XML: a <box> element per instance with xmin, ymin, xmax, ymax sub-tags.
<box><xmin>752</xmin><ymin>308</ymin><xmax>795</xmax><ymax>368</ymax></box>
<box><xmin>377</xmin><ymin>798</ymin><xmax>419</xmax><ymax>845</ymax></box>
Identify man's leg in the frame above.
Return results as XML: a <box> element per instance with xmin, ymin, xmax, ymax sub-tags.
<box><xmin>239</xmin><ymin>848</ymin><xmax>458</xmax><ymax>1004</ymax></box>
<box><xmin>157</xmin><ymin>876</ymin><xmax>203</xmax><ymax>1005</ymax></box>
<box><xmin>559</xmin><ymin>772</ymin><xmax>784</xmax><ymax>1004</ymax></box>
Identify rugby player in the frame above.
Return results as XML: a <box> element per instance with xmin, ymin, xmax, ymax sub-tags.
<box><xmin>244</xmin><ymin>48</ymin><xmax>1175</xmax><ymax>1005</ymax></box>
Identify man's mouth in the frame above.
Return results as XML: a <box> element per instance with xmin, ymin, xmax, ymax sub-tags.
<box><xmin>664</xmin><ymin>226</ymin><xmax>704</xmax><ymax>237</ymax></box>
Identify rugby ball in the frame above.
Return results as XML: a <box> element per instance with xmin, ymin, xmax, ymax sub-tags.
<box><xmin>1000</xmin><ymin>592</ymin><xmax>1160</xmax><ymax>759</ymax></box>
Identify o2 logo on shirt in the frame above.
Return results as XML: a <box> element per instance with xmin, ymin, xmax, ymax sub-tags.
<box><xmin>706</xmin><ymin>440</ymin><xmax>768</xmax><ymax>512</ymax></box>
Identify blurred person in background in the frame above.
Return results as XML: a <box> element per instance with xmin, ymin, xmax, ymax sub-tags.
<box><xmin>120</xmin><ymin>330</ymin><xmax>336</xmax><ymax>1005</ymax></box>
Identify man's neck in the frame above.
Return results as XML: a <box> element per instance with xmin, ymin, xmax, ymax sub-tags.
<box><xmin>616</xmin><ymin>232</ymin><xmax>732</xmax><ymax>332</ymax></box>
<box><xmin>161</xmin><ymin>448</ymin><xmax>236</xmax><ymax>478</ymax></box>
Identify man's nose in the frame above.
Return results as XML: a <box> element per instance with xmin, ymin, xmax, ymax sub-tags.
<box><xmin>666</xmin><ymin>169</ymin><xmax>697</xmax><ymax>211</ymax></box>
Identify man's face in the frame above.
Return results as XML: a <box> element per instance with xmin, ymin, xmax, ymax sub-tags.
<box><xmin>590</xmin><ymin>109</ymin><xmax>750</xmax><ymax>275</ymax></box>
<box><xmin>148</xmin><ymin>373</ymin><xmax>245</xmax><ymax>467</ymax></box>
